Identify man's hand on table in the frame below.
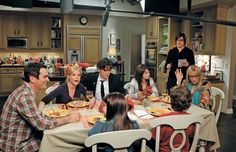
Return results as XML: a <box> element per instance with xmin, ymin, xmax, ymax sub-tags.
<box><xmin>88</xmin><ymin>97</ymin><xmax>96</xmax><ymax>109</ymax></box>
<box><xmin>56</xmin><ymin>111</ymin><xmax>81</xmax><ymax>126</ymax></box>
<box><xmin>68</xmin><ymin>111</ymin><xmax>81</xmax><ymax>123</ymax></box>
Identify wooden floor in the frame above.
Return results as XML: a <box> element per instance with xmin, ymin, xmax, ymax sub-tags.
<box><xmin>0</xmin><ymin>96</ymin><xmax>236</xmax><ymax>152</ymax></box>
<box><xmin>217</xmin><ymin>113</ymin><xmax>236</xmax><ymax>152</ymax></box>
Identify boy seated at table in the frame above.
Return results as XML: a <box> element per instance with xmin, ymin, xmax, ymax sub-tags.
<box><xmin>148</xmin><ymin>85</ymin><xmax>195</xmax><ymax>152</ymax></box>
<box><xmin>87</xmin><ymin>92</ymin><xmax>140</xmax><ymax>152</ymax></box>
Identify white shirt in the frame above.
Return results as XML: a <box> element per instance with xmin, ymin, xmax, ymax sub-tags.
<box><xmin>95</xmin><ymin>76</ymin><xmax>109</xmax><ymax>100</ymax></box>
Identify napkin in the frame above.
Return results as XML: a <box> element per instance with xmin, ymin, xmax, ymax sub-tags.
<box><xmin>133</xmin><ymin>110</ymin><xmax>154</xmax><ymax>119</ymax></box>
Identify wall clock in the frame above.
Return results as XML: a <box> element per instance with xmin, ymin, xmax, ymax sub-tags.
<box><xmin>79</xmin><ymin>16</ymin><xmax>88</xmax><ymax>25</ymax></box>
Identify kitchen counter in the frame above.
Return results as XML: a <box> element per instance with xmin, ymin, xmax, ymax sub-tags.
<box><xmin>0</xmin><ymin>64</ymin><xmax>25</xmax><ymax>68</ymax></box>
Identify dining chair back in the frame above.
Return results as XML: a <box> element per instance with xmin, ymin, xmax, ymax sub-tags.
<box><xmin>124</xmin><ymin>82</ymin><xmax>131</xmax><ymax>94</ymax></box>
<box><xmin>84</xmin><ymin>129</ymin><xmax>151</xmax><ymax>152</ymax></box>
<box><xmin>210</xmin><ymin>86</ymin><xmax>225</xmax><ymax>124</ymax></box>
<box><xmin>45</xmin><ymin>82</ymin><xmax>60</xmax><ymax>94</ymax></box>
<box><xmin>150</xmin><ymin>115</ymin><xmax>204</xmax><ymax>152</ymax></box>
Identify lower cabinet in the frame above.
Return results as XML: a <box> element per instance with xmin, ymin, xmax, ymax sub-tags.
<box><xmin>0</xmin><ymin>67</ymin><xmax>24</xmax><ymax>95</ymax></box>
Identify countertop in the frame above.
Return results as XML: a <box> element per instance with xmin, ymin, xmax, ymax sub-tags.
<box><xmin>0</xmin><ymin>64</ymin><xmax>25</xmax><ymax>67</ymax></box>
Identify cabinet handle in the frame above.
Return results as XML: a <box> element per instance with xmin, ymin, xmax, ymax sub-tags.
<box><xmin>37</xmin><ymin>41</ymin><xmax>39</xmax><ymax>46</ymax></box>
<box><xmin>14</xmin><ymin>30</ymin><xmax>16</xmax><ymax>35</ymax></box>
<box><xmin>41</xmin><ymin>42</ymin><xmax>43</xmax><ymax>46</ymax></box>
<box><xmin>17</xmin><ymin>30</ymin><xmax>20</xmax><ymax>35</ymax></box>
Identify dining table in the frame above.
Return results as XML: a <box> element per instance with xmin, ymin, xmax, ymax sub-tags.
<box><xmin>39</xmin><ymin>100</ymin><xmax>220</xmax><ymax>152</ymax></box>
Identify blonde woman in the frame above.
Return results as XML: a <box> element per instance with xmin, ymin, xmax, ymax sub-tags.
<box><xmin>38</xmin><ymin>64</ymin><xmax>88</xmax><ymax>111</ymax></box>
<box><xmin>175</xmin><ymin>65</ymin><xmax>211</xmax><ymax>109</ymax></box>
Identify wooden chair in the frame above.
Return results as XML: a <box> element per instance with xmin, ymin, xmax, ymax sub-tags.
<box><xmin>210</xmin><ymin>86</ymin><xmax>225</xmax><ymax>124</ymax></box>
<box><xmin>84</xmin><ymin>129</ymin><xmax>152</xmax><ymax>152</ymax></box>
<box><xmin>150</xmin><ymin>115</ymin><xmax>204</xmax><ymax>152</ymax></box>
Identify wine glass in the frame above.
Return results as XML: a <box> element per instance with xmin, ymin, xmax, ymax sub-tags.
<box><xmin>86</xmin><ymin>90</ymin><xmax>94</xmax><ymax>100</ymax></box>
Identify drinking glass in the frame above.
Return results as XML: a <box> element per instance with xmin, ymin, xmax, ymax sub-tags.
<box><xmin>86</xmin><ymin>90</ymin><xmax>94</xmax><ymax>100</ymax></box>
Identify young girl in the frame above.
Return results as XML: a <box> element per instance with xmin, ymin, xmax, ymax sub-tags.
<box><xmin>88</xmin><ymin>92</ymin><xmax>139</xmax><ymax>152</ymax></box>
<box><xmin>129</xmin><ymin>64</ymin><xmax>159</xmax><ymax>99</ymax></box>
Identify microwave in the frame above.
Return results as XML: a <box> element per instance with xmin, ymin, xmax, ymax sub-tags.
<box><xmin>7</xmin><ymin>37</ymin><xmax>28</xmax><ymax>49</ymax></box>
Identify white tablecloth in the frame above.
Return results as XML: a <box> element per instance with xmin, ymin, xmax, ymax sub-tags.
<box><xmin>39</xmin><ymin>103</ymin><xmax>220</xmax><ymax>152</ymax></box>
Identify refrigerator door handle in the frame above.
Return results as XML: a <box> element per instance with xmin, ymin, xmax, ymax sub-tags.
<box><xmin>81</xmin><ymin>36</ymin><xmax>84</xmax><ymax>62</ymax></box>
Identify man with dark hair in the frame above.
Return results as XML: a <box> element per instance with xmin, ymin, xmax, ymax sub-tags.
<box><xmin>81</xmin><ymin>58</ymin><xmax>124</xmax><ymax>100</ymax></box>
<box><xmin>165</xmin><ymin>32</ymin><xmax>195</xmax><ymax>93</ymax></box>
<box><xmin>0</xmin><ymin>63</ymin><xmax>80</xmax><ymax>152</ymax></box>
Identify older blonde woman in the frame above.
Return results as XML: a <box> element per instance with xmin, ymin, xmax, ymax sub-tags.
<box><xmin>175</xmin><ymin>65</ymin><xmax>211</xmax><ymax>109</ymax></box>
<box><xmin>38</xmin><ymin>64</ymin><xmax>88</xmax><ymax>111</ymax></box>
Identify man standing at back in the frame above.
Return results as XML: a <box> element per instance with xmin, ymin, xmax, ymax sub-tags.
<box><xmin>81</xmin><ymin>57</ymin><xmax>124</xmax><ymax>100</ymax></box>
<box><xmin>0</xmin><ymin>63</ymin><xmax>80</xmax><ymax>152</ymax></box>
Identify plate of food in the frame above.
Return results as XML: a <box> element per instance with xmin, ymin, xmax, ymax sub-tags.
<box><xmin>148</xmin><ymin>96</ymin><xmax>163</xmax><ymax>102</ymax></box>
<box><xmin>67</xmin><ymin>100</ymin><xmax>89</xmax><ymax>108</ymax></box>
<box><xmin>147</xmin><ymin>107</ymin><xmax>171</xmax><ymax>117</ymax></box>
<box><xmin>44</xmin><ymin>108</ymin><xmax>70</xmax><ymax>118</ymax></box>
<box><xmin>87</xmin><ymin>114</ymin><xmax>106</xmax><ymax>125</ymax></box>
<box><xmin>161</xmin><ymin>95</ymin><xmax>171</xmax><ymax>104</ymax></box>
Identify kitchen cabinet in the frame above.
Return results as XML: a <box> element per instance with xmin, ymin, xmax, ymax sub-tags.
<box><xmin>29</xmin><ymin>15</ymin><xmax>51</xmax><ymax>49</ymax></box>
<box><xmin>185</xmin><ymin>5</ymin><xmax>227</xmax><ymax>55</ymax></box>
<box><xmin>51</xmin><ymin>16</ymin><xmax>62</xmax><ymax>49</ymax></box>
<box><xmin>0</xmin><ymin>67</ymin><xmax>24</xmax><ymax>95</ymax></box>
<box><xmin>67</xmin><ymin>26</ymin><xmax>101</xmax><ymax>65</ymax></box>
<box><xmin>6</xmin><ymin>14</ymin><xmax>28</xmax><ymax>37</ymax></box>
<box><xmin>146</xmin><ymin>17</ymin><xmax>158</xmax><ymax>39</ymax></box>
<box><xmin>67</xmin><ymin>35</ymin><xmax>81</xmax><ymax>50</ymax></box>
<box><xmin>157</xmin><ymin>17</ymin><xmax>180</xmax><ymax>66</ymax></box>
<box><xmin>83</xmin><ymin>36</ymin><xmax>100</xmax><ymax>65</ymax></box>
<box><xmin>0</xmin><ymin>14</ymin><xmax>5</xmax><ymax>49</ymax></box>
<box><xmin>213</xmin><ymin>5</ymin><xmax>227</xmax><ymax>55</ymax></box>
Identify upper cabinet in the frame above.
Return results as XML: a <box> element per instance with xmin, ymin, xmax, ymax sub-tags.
<box><xmin>51</xmin><ymin>16</ymin><xmax>62</xmax><ymax>49</ymax></box>
<box><xmin>157</xmin><ymin>17</ymin><xmax>180</xmax><ymax>66</ymax></box>
<box><xmin>6</xmin><ymin>14</ymin><xmax>28</xmax><ymax>37</ymax></box>
<box><xmin>184</xmin><ymin>5</ymin><xmax>227</xmax><ymax>55</ymax></box>
<box><xmin>146</xmin><ymin>17</ymin><xmax>158</xmax><ymax>39</ymax></box>
<box><xmin>214</xmin><ymin>5</ymin><xmax>227</xmax><ymax>55</ymax></box>
<box><xmin>0</xmin><ymin>14</ymin><xmax>5</xmax><ymax>49</ymax></box>
<box><xmin>29</xmin><ymin>14</ymin><xmax>51</xmax><ymax>49</ymax></box>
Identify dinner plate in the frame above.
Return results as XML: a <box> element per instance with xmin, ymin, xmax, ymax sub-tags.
<box><xmin>67</xmin><ymin>100</ymin><xmax>89</xmax><ymax>108</ymax></box>
<box><xmin>87</xmin><ymin>115</ymin><xmax>106</xmax><ymax>125</ymax></box>
<box><xmin>147</xmin><ymin>107</ymin><xmax>171</xmax><ymax>116</ymax></box>
<box><xmin>161</xmin><ymin>96</ymin><xmax>171</xmax><ymax>104</ymax></box>
<box><xmin>44</xmin><ymin>109</ymin><xmax>70</xmax><ymax>118</ymax></box>
<box><xmin>148</xmin><ymin>96</ymin><xmax>163</xmax><ymax>102</ymax></box>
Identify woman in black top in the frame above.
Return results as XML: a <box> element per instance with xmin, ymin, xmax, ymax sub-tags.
<box><xmin>38</xmin><ymin>64</ymin><xmax>88</xmax><ymax>112</ymax></box>
<box><xmin>165</xmin><ymin>33</ymin><xmax>195</xmax><ymax>94</ymax></box>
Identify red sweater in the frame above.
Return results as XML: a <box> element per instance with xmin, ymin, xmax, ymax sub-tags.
<box><xmin>152</xmin><ymin>112</ymin><xmax>196</xmax><ymax>152</ymax></box>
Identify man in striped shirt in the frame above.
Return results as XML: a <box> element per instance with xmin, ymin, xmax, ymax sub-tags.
<box><xmin>0</xmin><ymin>63</ymin><xmax>80</xmax><ymax>152</ymax></box>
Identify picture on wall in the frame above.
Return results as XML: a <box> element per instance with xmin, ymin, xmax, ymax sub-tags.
<box><xmin>212</xmin><ymin>56</ymin><xmax>224</xmax><ymax>68</ymax></box>
<box><xmin>110</xmin><ymin>34</ymin><xmax>116</xmax><ymax>46</ymax></box>
<box><xmin>214</xmin><ymin>70</ymin><xmax>223</xmax><ymax>80</ymax></box>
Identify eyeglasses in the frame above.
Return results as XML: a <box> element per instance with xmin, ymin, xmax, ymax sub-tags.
<box><xmin>177</xmin><ymin>39</ymin><xmax>184</xmax><ymax>41</ymax></box>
